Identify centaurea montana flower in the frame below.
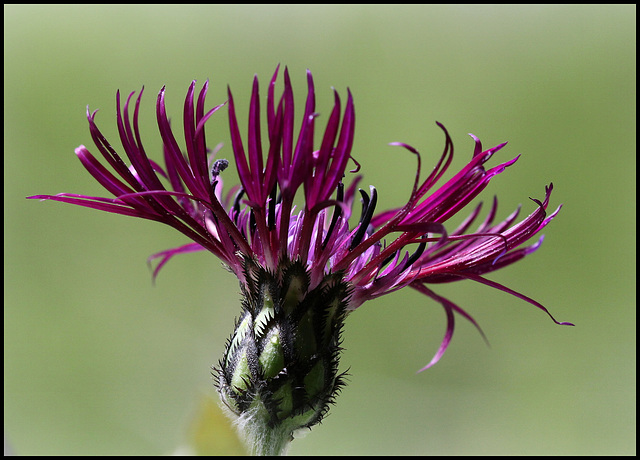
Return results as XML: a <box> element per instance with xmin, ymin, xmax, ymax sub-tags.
<box><xmin>29</xmin><ymin>67</ymin><xmax>572</xmax><ymax>455</ymax></box>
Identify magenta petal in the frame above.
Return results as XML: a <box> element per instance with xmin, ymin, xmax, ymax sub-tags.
<box><xmin>465</xmin><ymin>273</ymin><xmax>574</xmax><ymax>326</ymax></box>
<box><xmin>147</xmin><ymin>242</ymin><xmax>205</xmax><ymax>281</ymax></box>
<box><xmin>412</xmin><ymin>283</ymin><xmax>456</xmax><ymax>372</ymax></box>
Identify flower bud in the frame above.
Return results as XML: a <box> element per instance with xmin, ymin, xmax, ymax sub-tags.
<box><xmin>215</xmin><ymin>258</ymin><xmax>349</xmax><ymax>455</ymax></box>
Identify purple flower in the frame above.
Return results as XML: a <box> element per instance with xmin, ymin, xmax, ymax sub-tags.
<box><xmin>29</xmin><ymin>67</ymin><xmax>572</xmax><ymax>453</ymax></box>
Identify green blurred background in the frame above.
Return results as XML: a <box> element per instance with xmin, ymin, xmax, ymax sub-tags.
<box><xmin>4</xmin><ymin>4</ymin><xmax>635</xmax><ymax>456</ymax></box>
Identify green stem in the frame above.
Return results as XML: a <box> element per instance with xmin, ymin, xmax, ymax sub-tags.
<box><xmin>235</xmin><ymin>403</ymin><xmax>294</xmax><ymax>456</ymax></box>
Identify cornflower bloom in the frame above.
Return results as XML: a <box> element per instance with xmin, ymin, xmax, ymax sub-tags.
<box><xmin>29</xmin><ymin>67</ymin><xmax>572</xmax><ymax>455</ymax></box>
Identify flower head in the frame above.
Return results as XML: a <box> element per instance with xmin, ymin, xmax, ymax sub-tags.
<box><xmin>29</xmin><ymin>66</ymin><xmax>572</xmax><ymax>454</ymax></box>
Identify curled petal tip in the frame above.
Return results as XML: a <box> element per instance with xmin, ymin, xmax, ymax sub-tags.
<box><xmin>492</xmin><ymin>141</ymin><xmax>509</xmax><ymax>152</ymax></box>
<box><xmin>157</xmin><ymin>86</ymin><xmax>167</xmax><ymax>105</ymax></box>
<box><xmin>435</xmin><ymin>120</ymin><xmax>448</xmax><ymax>131</ymax></box>
<box><xmin>306</xmin><ymin>69</ymin><xmax>315</xmax><ymax>90</ymax></box>
<box><xmin>389</xmin><ymin>142</ymin><xmax>419</xmax><ymax>155</ymax></box>
<box><xmin>86</xmin><ymin>106</ymin><xmax>99</xmax><ymax>119</ymax></box>
<box><xmin>74</xmin><ymin>145</ymin><xmax>88</xmax><ymax>155</ymax></box>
